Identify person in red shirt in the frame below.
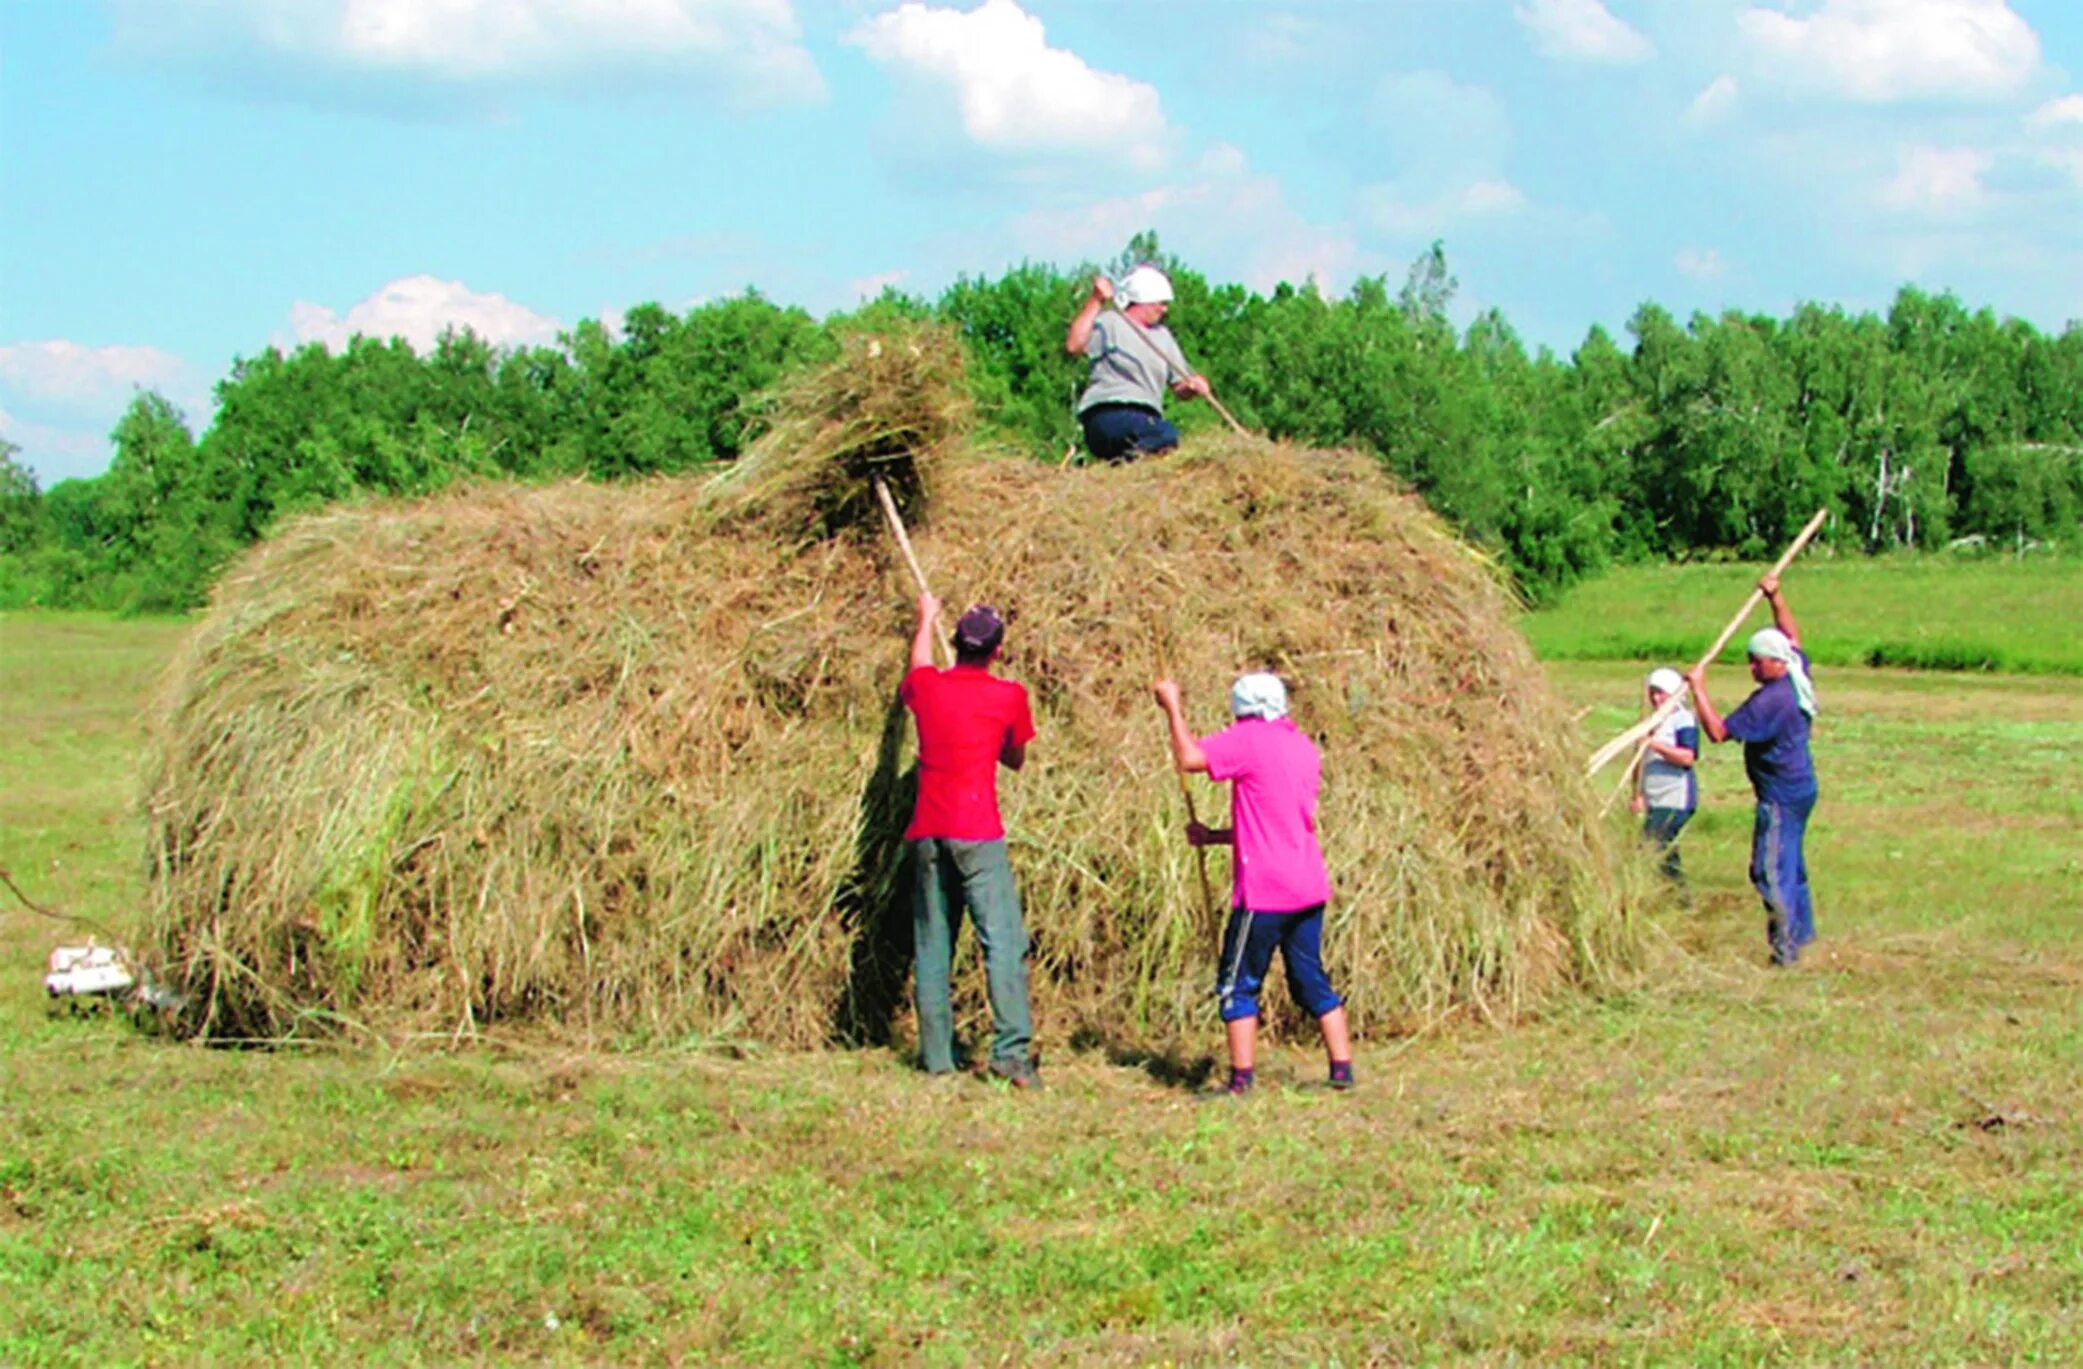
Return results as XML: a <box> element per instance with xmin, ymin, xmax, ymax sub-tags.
<box><xmin>899</xmin><ymin>593</ymin><xmax>1041</xmax><ymax>1088</ymax></box>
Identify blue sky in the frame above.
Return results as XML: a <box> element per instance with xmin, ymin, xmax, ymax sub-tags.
<box><xmin>3</xmin><ymin>0</ymin><xmax>2079</xmax><ymax>484</ymax></box>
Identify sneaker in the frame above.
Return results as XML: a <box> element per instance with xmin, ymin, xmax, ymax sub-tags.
<box><xmin>1328</xmin><ymin>1061</ymin><xmax>1356</xmax><ymax>1091</ymax></box>
<box><xmin>987</xmin><ymin>1057</ymin><xmax>1044</xmax><ymax>1090</ymax></box>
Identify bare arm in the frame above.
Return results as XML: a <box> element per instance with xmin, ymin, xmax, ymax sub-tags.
<box><xmin>1684</xmin><ymin>668</ymin><xmax>1730</xmax><ymax>744</ymax></box>
<box><xmin>1646</xmin><ymin>739</ymin><xmax>1696</xmax><ymax>767</ymax></box>
<box><xmin>1760</xmin><ymin>572</ymin><xmax>1800</xmax><ymax>648</ymax></box>
<box><xmin>1186</xmin><ymin>820</ymin><xmax>1233</xmax><ymax>847</ymax></box>
<box><xmin>1064</xmin><ymin>276</ymin><xmax>1112</xmax><ymax>356</ymax></box>
<box><xmin>1000</xmin><ymin>737</ymin><xmax>1026</xmax><ymax>772</ymax></box>
<box><xmin>909</xmin><ymin>593</ymin><xmax>940</xmax><ymax>672</ymax></box>
<box><xmin>1151</xmin><ymin>679</ymin><xmax>1210</xmax><ymax>773</ymax></box>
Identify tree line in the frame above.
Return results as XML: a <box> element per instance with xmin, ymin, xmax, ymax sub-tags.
<box><xmin>3</xmin><ymin>240</ymin><xmax>2079</xmax><ymax>613</ymax></box>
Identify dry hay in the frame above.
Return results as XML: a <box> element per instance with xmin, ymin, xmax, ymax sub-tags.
<box><xmin>139</xmin><ymin>327</ymin><xmax>1649</xmax><ymax>1049</ymax></box>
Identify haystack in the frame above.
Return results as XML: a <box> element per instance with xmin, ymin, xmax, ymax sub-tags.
<box><xmin>139</xmin><ymin>325</ymin><xmax>1647</xmax><ymax>1048</ymax></box>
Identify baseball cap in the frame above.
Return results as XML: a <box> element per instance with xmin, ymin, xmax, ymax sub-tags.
<box><xmin>954</xmin><ymin>604</ymin><xmax>1005</xmax><ymax>655</ymax></box>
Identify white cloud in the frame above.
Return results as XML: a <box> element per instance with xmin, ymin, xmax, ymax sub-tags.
<box><xmin>1675</xmin><ymin>247</ymin><xmax>1729</xmax><ymax>279</ymax></box>
<box><xmin>845</xmin><ymin>0</ymin><xmax>1169</xmax><ymax>170</ymax></box>
<box><xmin>1515</xmin><ymin>0</ymin><xmax>1653</xmax><ymax>65</ymax></box>
<box><xmin>1357</xmin><ymin>179</ymin><xmax>1530</xmax><ymax>237</ymax></box>
<box><xmin>1738</xmin><ymin>0</ymin><xmax>2040</xmax><ymax>102</ymax></box>
<box><xmin>1198</xmin><ymin>142</ymin><xmax>1250</xmax><ymax>177</ymax></box>
<box><xmin>1365</xmin><ymin>70</ymin><xmax>1515</xmax><ymax>195</ymax></box>
<box><xmin>1686</xmin><ymin>75</ymin><xmax>1741</xmax><ymax>126</ymax></box>
<box><xmin>1881</xmin><ymin>145</ymin><xmax>1994</xmax><ymax>210</ymax></box>
<box><xmin>1005</xmin><ymin>153</ymin><xmax>1363</xmax><ymax>297</ymax></box>
<box><xmin>287</xmin><ymin>275</ymin><xmax>564</xmax><ymax>353</ymax></box>
<box><xmin>0</xmin><ymin>409</ymin><xmax>119</xmax><ymax>484</ymax></box>
<box><xmin>2036</xmin><ymin>149</ymin><xmax>2083</xmax><ymax>191</ymax></box>
<box><xmin>113</xmin><ymin>0</ymin><xmax>823</xmax><ymax>106</ymax></box>
<box><xmin>848</xmin><ymin>270</ymin><xmax>912</xmax><ymax>300</ymax></box>
<box><xmin>2026</xmin><ymin>94</ymin><xmax>2083</xmax><ymax>130</ymax></box>
<box><xmin>0</xmin><ymin>340</ymin><xmax>188</xmax><ymax>406</ymax></box>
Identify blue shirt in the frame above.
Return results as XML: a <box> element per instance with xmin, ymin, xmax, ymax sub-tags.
<box><xmin>1723</xmin><ymin>649</ymin><xmax>1817</xmax><ymax>804</ymax></box>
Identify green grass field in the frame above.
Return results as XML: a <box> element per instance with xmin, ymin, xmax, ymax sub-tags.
<box><xmin>1525</xmin><ymin>553</ymin><xmax>2083</xmax><ymax>675</ymax></box>
<box><xmin>3</xmin><ymin>589</ymin><xmax>2080</xmax><ymax>1363</ymax></box>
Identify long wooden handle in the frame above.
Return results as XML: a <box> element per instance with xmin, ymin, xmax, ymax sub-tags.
<box><xmin>1150</xmin><ymin>624</ymin><xmax>1222</xmax><ymax>924</ymax></box>
<box><xmin>1107</xmin><ymin>297</ymin><xmax>1251</xmax><ymax>439</ymax></box>
<box><xmin>1585</xmin><ymin>507</ymin><xmax>1830</xmax><ymax>777</ymax></box>
<box><xmin>873</xmin><ymin>475</ymin><xmax>953</xmax><ymax>668</ymax></box>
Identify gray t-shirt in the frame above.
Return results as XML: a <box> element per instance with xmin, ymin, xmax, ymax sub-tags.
<box><xmin>1641</xmin><ymin>706</ymin><xmax>1700</xmax><ymax>812</ymax></box>
<box><xmin>1077</xmin><ymin>312</ymin><xmax>1191</xmax><ymax>415</ymax></box>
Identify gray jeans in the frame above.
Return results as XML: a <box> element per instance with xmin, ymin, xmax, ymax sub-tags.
<box><xmin>910</xmin><ymin>837</ymin><xmax>1033</xmax><ymax>1072</ymax></box>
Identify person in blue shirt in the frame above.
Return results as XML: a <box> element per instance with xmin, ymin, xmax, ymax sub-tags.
<box><xmin>1685</xmin><ymin>573</ymin><xmax>1820</xmax><ymax>967</ymax></box>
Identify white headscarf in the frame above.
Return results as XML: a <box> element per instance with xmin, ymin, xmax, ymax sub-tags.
<box><xmin>1229</xmin><ymin>672</ymin><xmax>1289</xmax><ymax>721</ymax></box>
<box><xmin>1646</xmin><ymin>667</ymin><xmax>1684</xmax><ymax>698</ymax></box>
<box><xmin>1747</xmin><ymin>628</ymin><xmax>1818</xmax><ymax>717</ymax></box>
<box><xmin>1117</xmin><ymin>265</ymin><xmax>1175</xmax><ymax>305</ymax></box>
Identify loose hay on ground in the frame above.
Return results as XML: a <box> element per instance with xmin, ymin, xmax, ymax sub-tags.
<box><xmin>139</xmin><ymin>332</ymin><xmax>1648</xmax><ymax>1050</ymax></box>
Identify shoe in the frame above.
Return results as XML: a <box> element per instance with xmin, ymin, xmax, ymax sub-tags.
<box><xmin>1328</xmin><ymin>1061</ymin><xmax>1355</xmax><ymax>1091</ymax></box>
<box><xmin>987</xmin><ymin>1057</ymin><xmax>1044</xmax><ymax>1090</ymax></box>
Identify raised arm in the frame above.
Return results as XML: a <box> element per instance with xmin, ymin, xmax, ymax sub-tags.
<box><xmin>1759</xmin><ymin>572</ymin><xmax>1800</xmax><ymax>648</ymax></box>
<box><xmin>910</xmin><ymin>592</ymin><xmax>941</xmax><ymax>672</ymax></box>
<box><xmin>1684</xmin><ymin>667</ymin><xmax>1730</xmax><ymax>744</ymax></box>
<box><xmin>1151</xmin><ymin>679</ymin><xmax>1210</xmax><ymax>773</ymax></box>
<box><xmin>1064</xmin><ymin>275</ymin><xmax>1112</xmax><ymax>356</ymax></box>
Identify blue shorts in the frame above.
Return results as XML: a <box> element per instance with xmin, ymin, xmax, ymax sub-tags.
<box><xmin>1079</xmin><ymin>403</ymin><xmax>1179</xmax><ymax>462</ymax></box>
<box><xmin>1215</xmin><ymin>904</ymin><xmax>1342</xmax><ymax>1023</ymax></box>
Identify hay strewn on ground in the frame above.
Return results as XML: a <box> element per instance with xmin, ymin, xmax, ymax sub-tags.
<box><xmin>140</xmin><ymin>327</ymin><xmax>1648</xmax><ymax>1049</ymax></box>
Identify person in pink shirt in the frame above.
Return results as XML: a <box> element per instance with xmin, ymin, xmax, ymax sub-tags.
<box><xmin>1153</xmin><ymin>672</ymin><xmax>1355</xmax><ymax>1095</ymax></box>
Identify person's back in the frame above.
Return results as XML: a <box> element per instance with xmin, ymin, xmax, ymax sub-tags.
<box><xmin>899</xmin><ymin>598</ymin><xmax>1042</xmax><ymax>1088</ymax></box>
<box><xmin>903</xmin><ymin>664</ymin><xmax>1030</xmax><ymax>841</ymax></box>
<box><xmin>1200</xmin><ymin>714</ymin><xmax>1331</xmax><ymax>915</ymax></box>
<box><xmin>1153</xmin><ymin>671</ymin><xmax>1352</xmax><ymax>1095</ymax></box>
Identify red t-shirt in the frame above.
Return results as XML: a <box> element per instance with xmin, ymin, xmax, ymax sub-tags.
<box><xmin>900</xmin><ymin>665</ymin><xmax>1037</xmax><ymax>841</ymax></box>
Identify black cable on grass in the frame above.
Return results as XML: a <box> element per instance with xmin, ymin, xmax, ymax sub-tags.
<box><xmin>2</xmin><ymin>865</ymin><xmax>125</xmax><ymax>945</ymax></box>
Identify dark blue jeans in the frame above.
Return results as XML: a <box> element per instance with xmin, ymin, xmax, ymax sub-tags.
<box><xmin>1216</xmin><ymin>904</ymin><xmax>1342</xmax><ymax>1024</ymax></box>
<box><xmin>1080</xmin><ymin>403</ymin><xmax>1179</xmax><ymax>462</ymax></box>
<box><xmin>1643</xmin><ymin>806</ymin><xmax>1693</xmax><ymax>882</ymax></box>
<box><xmin>910</xmin><ymin>838</ymin><xmax>1033</xmax><ymax>1072</ymax></box>
<box><xmin>1750</xmin><ymin>792</ymin><xmax>1818</xmax><ymax>964</ymax></box>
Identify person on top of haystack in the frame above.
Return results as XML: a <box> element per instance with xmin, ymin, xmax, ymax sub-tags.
<box><xmin>1152</xmin><ymin>671</ymin><xmax>1355</xmax><ymax>1096</ymax></box>
<box><xmin>900</xmin><ymin>593</ymin><xmax>1043</xmax><ymax>1088</ymax></box>
<box><xmin>1065</xmin><ymin>265</ymin><xmax>1214</xmax><ymax>463</ymax></box>
<box><xmin>1630</xmin><ymin>666</ymin><xmax>1699</xmax><ymax>887</ymax></box>
<box><xmin>1685</xmin><ymin>573</ymin><xmax>1821</xmax><ymax>967</ymax></box>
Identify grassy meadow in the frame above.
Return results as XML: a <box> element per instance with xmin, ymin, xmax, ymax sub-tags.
<box><xmin>2</xmin><ymin>573</ymin><xmax>2080</xmax><ymax>1362</ymax></box>
<box><xmin>1525</xmin><ymin>552</ymin><xmax>2083</xmax><ymax>675</ymax></box>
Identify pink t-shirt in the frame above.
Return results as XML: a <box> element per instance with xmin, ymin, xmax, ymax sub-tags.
<box><xmin>1199</xmin><ymin>717</ymin><xmax>1332</xmax><ymax>913</ymax></box>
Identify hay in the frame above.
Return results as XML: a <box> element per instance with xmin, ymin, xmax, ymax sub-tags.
<box><xmin>700</xmin><ymin>322</ymin><xmax>970</xmax><ymax>540</ymax></box>
<box><xmin>139</xmin><ymin>337</ymin><xmax>1648</xmax><ymax>1049</ymax></box>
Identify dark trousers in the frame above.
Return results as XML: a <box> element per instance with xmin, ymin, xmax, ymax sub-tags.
<box><xmin>1643</xmin><ymin>806</ymin><xmax>1693</xmax><ymax>882</ymax></box>
<box><xmin>910</xmin><ymin>838</ymin><xmax>1032</xmax><ymax>1072</ymax></box>
<box><xmin>1215</xmin><ymin>905</ymin><xmax>1342</xmax><ymax>1024</ymax></box>
<box><xmin>1079</xmin><ymin>403</ymin><xmax>1179</xmax><ymax>462</ymax></box>
<box><xmin>1750</xmin><ymin>793</ymin><xmax>1818</xmax><ymax>965</ymax></box>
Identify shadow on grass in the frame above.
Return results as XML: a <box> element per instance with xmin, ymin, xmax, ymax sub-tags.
<box><xmin>833</xmin><ymin>693</ymin><xmax>918</xmax><ymax>1050</ymax></box>
<box><xmin>1070</xmin><ymin>1025</ymin><xmax>1218</xmax><ymax>1091</ymax></box>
